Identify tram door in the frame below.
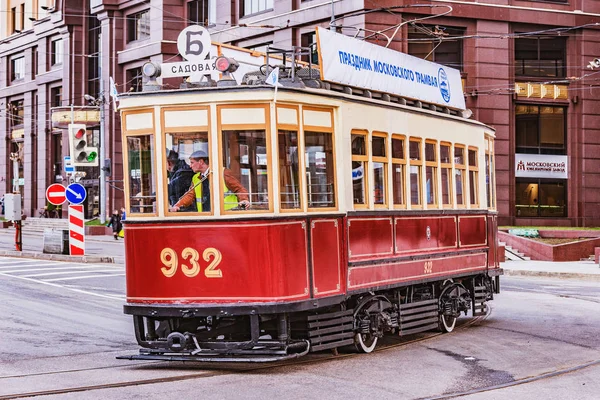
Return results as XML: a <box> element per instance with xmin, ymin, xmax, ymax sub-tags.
<box><xmin>309</xmin><ymin>217</ymin><xmax>344</xmax><ymax>298</ymax></box>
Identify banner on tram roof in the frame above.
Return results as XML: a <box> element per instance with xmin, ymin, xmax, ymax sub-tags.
<box><xmin>316</xmin><ymin>27</ymin><xmax>466</xmax><ymax>110</ymax></box>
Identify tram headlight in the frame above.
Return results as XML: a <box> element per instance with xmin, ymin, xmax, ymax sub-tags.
<box><xmin>215</xmin><ymin>56</ymin><xmax>239</xmax><ymax>73</ymax></box>
<box><xmin>142</xmin><ymin>62</ymin><xmax>161</xmax><ymax>79</ymax></box>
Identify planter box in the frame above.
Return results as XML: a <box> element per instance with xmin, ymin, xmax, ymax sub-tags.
<box><xmin>1</xmin><ymin>221</ymin><xmax>11</xmax><ymax>228</ymax></box>
<box><xmin>85</xmin><ymin>225</ymin><xmax>111</xmax><ymax>236</ymax></box>
<box><xmin>499</xmin><ymin>231</ymin><xmax>600</xmax><ymax>261</ymax></box>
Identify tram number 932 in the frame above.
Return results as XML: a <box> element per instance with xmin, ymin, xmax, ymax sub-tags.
<box><xmin>160</xmin><ymin>247</ymin><xmax>223</xmax><ymax>278</ymax></box>
<box><xmin>424</xmin><ymin>260</ymin><xmax>433</xmax><ymax>274</ymax></box>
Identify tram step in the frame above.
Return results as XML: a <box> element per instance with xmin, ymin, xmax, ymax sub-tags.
<box><xmin>307</xmin><ymin>309</ymin><xmax>355</xmax><ymax>352</ymax></box>
<box><xmin>399</xmin><ymin>299</ymin><xmax>440</xmax><ymax>336</ymax></box>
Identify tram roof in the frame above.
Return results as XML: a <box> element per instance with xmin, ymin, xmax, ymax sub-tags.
<box><xmin>118</xmin><ymin>84</ymin><xmax>494</xmax><ymax>134</ymax></box>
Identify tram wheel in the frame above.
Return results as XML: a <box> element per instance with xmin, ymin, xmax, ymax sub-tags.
<box><xmin>354</xmin><ymin>332</ymin><xmax>378</xmax><ymax>353</ymax></box>
<box><xmin>439</xmin><ymin>313</ymin><xmax>457</xmax><ymax>333</ymax></box>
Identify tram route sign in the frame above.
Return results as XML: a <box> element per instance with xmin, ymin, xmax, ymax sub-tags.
<box><xmin>161</xmin><ymin>25</ymin><xmax>215</xmax><ymax>79</ymax></box>
<box><xmin>46</xmin><ymin>183</ymin><xmax>66</xmax><ymax>206</ymax></box>
<box><xmin>66</xmin><ymin>183</ymin><xmax>87</xmax><ymax>205</ymax></box>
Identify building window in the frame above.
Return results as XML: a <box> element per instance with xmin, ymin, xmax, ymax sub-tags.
<box><xmin>188</xmin><ymin>0</ymin><xmax>216</xmax><ymax>26</ymax></box>
<box><xmin>32</xmin><ymin>46</ymin><xmax>38</xmax><ymax>76</ymax></box>
<box><xmin>8</xmin><ymin>100</ymin><xmax>24</xmax><ymax>131</ymax></box>
<box><xmin>50</xmin><ymin>38</ymin><xmax>64</xmax><ymax>66</ymax></box>
<box><xmin>516</xmin><ymin>179</ymin><xmax>566</xmax><ymax>217</ymax></box>
<box><xmin>515</xmin><ymin>36</ymin><xmax>566</xmax><ymax>78</ymax></box>
<box><xmin>10</xmin><ymin>7</ymin><xmax>17</xmax><ymax>33</ymax></box>
<box><xmin>126</xmin><ymin>67</ymin><xmax>144</xmax><ymax>92</ymax></box>
<box><xmin>408</xmin><ymin>25</ymin><xmax>464</xmax><ymax>71</ymax></box>
<box><xmin>241</xmin><ymin>0</ymin><xmax>273</xmax><ymax>17</ymax></box>
<box><xmin>516</xmin><ymin>105</ymin><xmax>566</xmax><ymax>155</ymax></box>
<box><xmin>10</xmin><ymin>56</ymin><xmax>25</xmax><ymax>82</ymax></box>
<box><xmin>50</xmin><ymin>87</ymin><xmax>62</xmax><ymax>108</ymax></box>
<box><xmin>127</xmin><ymin>10</ymin><xmax>150</xmax><ymax>42</ymax></box>
<box><xmin>300</xmin><ymin>31</ymin><xmax>318</xmax><ymax>65</ymax></box>
<box><xmin>88</xmin><ymin>17</ymin><xmax>101</xmax><ymax>98</ymax></box>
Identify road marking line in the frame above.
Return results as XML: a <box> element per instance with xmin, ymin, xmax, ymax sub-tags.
<box><xmin>1</xmin><ymin>265</ymin><xmax>122</xmax><ymax>273</ymax></box>
<box><xmin>21</xmin><ymin>269</ymin><xmax>122</xmax><ymax>278</ymax></box>
<box><xmin>0</xmin><ymin>272</ymin><xmax>124</xmax><ymax>301</ymax></box>
<box><xmin>44</xmin><ymin>273</ymin><xmax>125</xmax><ymax>282</ymax></box>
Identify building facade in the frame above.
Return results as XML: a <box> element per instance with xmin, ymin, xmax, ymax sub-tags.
<box><xmin>2</xmin><ymin>0</ymin><xmax>600</xmax><ymax>226</ymax></box>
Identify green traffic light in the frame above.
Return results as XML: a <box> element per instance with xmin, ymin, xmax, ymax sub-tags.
<box><xmin>87</xmin><ymin>151</ymin><xmax>98</xmax><ymax>162</ymax></box>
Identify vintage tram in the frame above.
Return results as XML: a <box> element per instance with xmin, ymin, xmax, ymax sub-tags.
<box><xmin>118</xmin><ymin>27</ymin><xmax>501</xmax><ymax>362</ymax></box>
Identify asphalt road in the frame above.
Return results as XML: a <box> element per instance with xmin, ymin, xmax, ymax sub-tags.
<box><xmin>0</xmin><ymin>258</ymin><xmax>598</xmax><ymax>399</ymax></box>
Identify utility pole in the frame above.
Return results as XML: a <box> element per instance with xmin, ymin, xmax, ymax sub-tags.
<box><xmin>330</xmin><ymin>0</ymin><xmax>335</xmax><ymax>31</ymax></box>
<box><xmin>99</xmin><ymin>32</ymin><xmax>107</xmax><ymax>225</ymax></box>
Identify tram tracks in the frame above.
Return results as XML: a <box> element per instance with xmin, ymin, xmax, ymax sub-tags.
<box><xmin>0</xmin><ymin>312</ymin><xmax>487</xmax><ymax>399</ymax></box>
<box><xmin>2</xmin><ymin>306</ymin><xmax>596</xmax><ymax>400</ymax></box>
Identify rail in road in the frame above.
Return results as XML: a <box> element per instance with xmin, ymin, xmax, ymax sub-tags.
<box><xmin>1</xmin><ymin>303</ymin><xmax>598</xmax><ymax>400</ymax></box>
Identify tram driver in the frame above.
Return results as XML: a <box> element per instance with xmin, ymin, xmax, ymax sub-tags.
<box><xmin>169</xmin><ymin>150</ymin><xmax>250</xmax><ymax>212</ymax></box>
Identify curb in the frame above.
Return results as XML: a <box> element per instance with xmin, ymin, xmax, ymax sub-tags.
<box><xmin>0</xmin><ymin>250</ymin><xmax>114</xmax><ymax>263</ymax></box>
<box><xmin>503</xmin><ymin>269</ymin><xmax>600</xmax><ymax>281</ymax></box>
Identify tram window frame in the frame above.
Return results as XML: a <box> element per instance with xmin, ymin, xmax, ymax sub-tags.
<box><xmin>122</xmin><ymin>109</ymin><xmax>159</xmax><ymax>218</ymax></box>
<box><xmin>276</xmin><ymin>104</ymin><xmax>303</xmax><ymax>212</ymax></box>
<box><xmin>425</xmin><ymin>139</ymin><xmax>438</xmax><ymax>208</ymax></box>
<box><xmin>351</xmin><ymin>130</ymin><xmax>369</xmax><ymax>209</ymax></box>
<box><xmin>161</xmin><ymin>106</ymin><xmax>211</xmax><ymax>216</ymax></box>
<box><xmin>122</xmin><ymin>109</ymin><xmax>158</xmax><ymax>217</ymax></box>
<box><xmin>440</xmin><ymin>142</ymin><xmax>453</xmax><ymax>208</ymax></box>
<box><xmin>454</xmin><ymin>144</ymin><xmax>467</xmax><ymax>208</ymax></box>
<box><xmin>485</xmin><ymin>136</ymin><xmax>496</xmax><ymax>210</ymax></box>
<box><xmin>303</xmin><ymin>106</ymin><xmax>337</xmax><ymax>211</ymax></box>
<box><xmin>391</xmin><ymin>134</ymin><xmax>407</xmax><ymax>209</ymax></box>
<box><xmin>468</xmin><ymin>146</ymin><xmax>479</xmax><ymax>207</ymax></box>
<box><xmin>409</xmin><ymin>137</ymin><xmax>423</xmax><ymax>209</ymax></box>
<box><xmin>218</xmin><ymin>103</ymin><xmax>272</xmax><ymax>214</ymax></box>
<box><xmin>372</xmin><ymin>132</ymin><xmax>388</xmax><ymax>208</ymax></box>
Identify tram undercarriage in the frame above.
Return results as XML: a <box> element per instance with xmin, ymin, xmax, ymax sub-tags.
<box><xmin>119</xmin><ymin>274</ymin><xmax>499</xmax><ymax>362</ymax></box>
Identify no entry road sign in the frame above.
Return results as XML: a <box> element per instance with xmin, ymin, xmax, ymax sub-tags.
<box><xmin>46</xmin><ymin>184</ymin><xmax>66</xmax><ymax>206</ymax></box>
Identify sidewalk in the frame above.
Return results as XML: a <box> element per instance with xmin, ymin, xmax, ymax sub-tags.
<box><xmin>0</xmin><ymin>228</ymin><xmax>123</xmax><ymax>264</ymax></box>
<box><xmin>501</xmin><ymin>259</ymin><xmax>600</xmax><ymax>281</ymax></box>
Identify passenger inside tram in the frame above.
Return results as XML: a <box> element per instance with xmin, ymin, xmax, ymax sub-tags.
<box><xmin>169</xmin><ymin>150</ymin><xmax>250</xmax><ymax>212</ymax></box>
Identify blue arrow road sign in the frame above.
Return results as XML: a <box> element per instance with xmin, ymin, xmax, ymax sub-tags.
<box><xmin>66</xmin><ymin>183</ymin><xmax>87</xmax><ymax>205</ymax></box>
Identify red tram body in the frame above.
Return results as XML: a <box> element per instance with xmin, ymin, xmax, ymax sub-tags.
<box><xmin>118</xmin><ymin>29</ymin><xmax>501</xmax><ymax>362</ymax></box>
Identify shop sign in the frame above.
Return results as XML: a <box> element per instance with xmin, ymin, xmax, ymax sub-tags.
<box><xmin>515</xmin><ymin>154</ymin><xmax>567</xmax><ymax>179</ymax></box>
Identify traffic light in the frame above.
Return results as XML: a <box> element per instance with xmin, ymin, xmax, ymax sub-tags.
<box><xmin>68</xmin><ymin>123</ymin><xmax>99</xmax><ymax>166</ymax></box>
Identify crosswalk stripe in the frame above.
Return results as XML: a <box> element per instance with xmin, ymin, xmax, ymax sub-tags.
<box><xmin>1</xmin><ymin>265</ymin><xmax>122</xmax><ymax>274</ymax></box>
<box><xmin>21</xmin><ymin>269</ymin><xmax>122</xmax><ymax>278</ymax></box>
<box><xmin>44</xmin><ymin>273</ymin><xmax>125</xmax><ymax>282</ymax></box>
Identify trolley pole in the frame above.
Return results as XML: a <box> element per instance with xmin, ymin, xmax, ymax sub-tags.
<box><xmin>99</xmin><ymin>33</ymin><xmax>107</xmax><ymax>225</ymax></box>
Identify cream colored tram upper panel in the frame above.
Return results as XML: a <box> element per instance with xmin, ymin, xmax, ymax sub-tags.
<box><xmin>118</xmin><ymin>87</ymin><xmax>494</xmax><ymax>217</ymax></box>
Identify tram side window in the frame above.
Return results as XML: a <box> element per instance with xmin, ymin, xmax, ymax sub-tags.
<box><xmin>391</xmin><ymin>135</ymin><xmax>406</xmax><ymax>208</ymax></box>
<box><xmin>372</xmin><ymin>133</ymin><xmax>388</xmax><ymax>206</ymax></box>
<box><xmin>305</xmin><ymin>131</ymin><xmax>335</xmax><ymax>208</ymax></box>
<box><xmin>278</xmin><ymin>129</ymin><xmax>301</xmax><ymax>210</ymax></box>
<box><xmin>127</xmin><ymin>135</ymin><xmax>157</xmax><ymax>214</ymax></box>
<box><xmin>468</xmin><ymin>147</ymin><xmax>479</xmax><ymax>207</ymax></box>
<box><xmin>351</xmin><ymin>131</ymin><xmax>368</xmax><ymax>206</ymax></box>
<box><xmin>454</xmin><ymin>145</ymin><xmax>466</xmax><ymax>207</ymax></box>
<box><xmin>485</xmin><ymin>137</ymin><xmax>496</xmax><ymax>210</ymax></box>
<box><xmin>440</xmin><ymin>143</ymin><xmax>453</xmax><ymax>207</ymax></box>
<box><xmin>425</xmin><ymin>140</ymin><xmax>438</xmax><ymax>207</ymax></box>
<box><xmin>222</xmin><ymin>129</ymin><xmax>267</xmax><ymax>210</ymax></box>
<box><xmin>165</xmin><ymin>132</ymin><xmax>208</xmax><ymax>213</ymax></box>
<box><xmin>409</xmin><ymin>138</ymin><xmax>422</xmax><ymax>207</ymax></box>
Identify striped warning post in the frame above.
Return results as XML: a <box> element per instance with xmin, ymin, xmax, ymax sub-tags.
<box><xmin>68</xmin><ymin>205</ymin><xmax>85</xmax><ymax>256</ymax></box>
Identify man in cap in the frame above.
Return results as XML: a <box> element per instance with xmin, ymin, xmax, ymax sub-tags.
<box><xmin>169</xmin><ymin>150</ymin><xmax>250</xmax><ymax>212</ymax></box>
<box><xmin>166</xmin><ymin>149</ymin><xmax>195</xmax><ymax>212</ymax></box>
